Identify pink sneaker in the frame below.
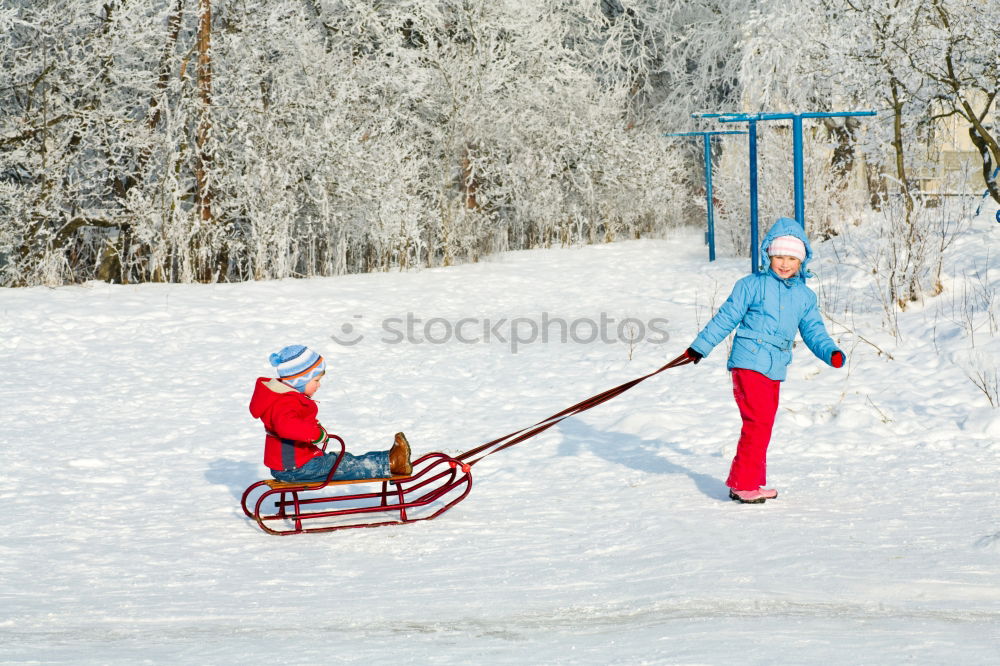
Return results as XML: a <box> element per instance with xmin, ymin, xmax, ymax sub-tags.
<box><xmin>758</xmin><ymin>487</ymin><xmax>778</xmax><ymax>499</ymax></box>
<box><xmin>729</xmin><ymin>488</ymin><xmax>769</xmax><ymax>504</ymax></box>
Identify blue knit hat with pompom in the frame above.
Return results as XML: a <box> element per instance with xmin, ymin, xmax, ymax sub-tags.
<box><xmin>269</xmin><ymin>345</ymin><xmax>326</xmax><ymax>393</ymax></box>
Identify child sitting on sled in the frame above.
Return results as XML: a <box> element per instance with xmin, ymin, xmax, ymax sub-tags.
<box><xmin>683</xmin><ymin>217</ymin><xmax>844</xmax><ymax>504</ymax></box>
<box><xmin>249</xmin><ymin>345</ymin><xmax>413</xmax><ymax>482</ymax></box>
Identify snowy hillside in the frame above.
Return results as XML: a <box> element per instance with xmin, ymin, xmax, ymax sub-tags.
<box><xmin>2</xmin><ymin>209</ymin><xmax>999</xmax><ymax>663</ymax></box>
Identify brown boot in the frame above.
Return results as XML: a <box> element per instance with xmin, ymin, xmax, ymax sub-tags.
<box><xmin>389</xmin><ymin>432</ymin><xmax>412</xmax><ymax>476</ymax></box>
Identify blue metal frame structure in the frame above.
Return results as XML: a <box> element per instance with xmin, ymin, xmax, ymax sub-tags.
<box><xmin>695</xmin><ymin>110</ymin><xmax>876</xmax><ymax>272</ymax></box>
<box><xmin>665</xmin><ymin>130</ymin><xmax>746</xmax><ymax>261</ymax></box>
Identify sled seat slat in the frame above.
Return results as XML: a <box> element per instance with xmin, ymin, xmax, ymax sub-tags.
<box><xmin>264</xmin><ymin>476</ymin><xmax>407</xmax><ymax>490</ymax></box>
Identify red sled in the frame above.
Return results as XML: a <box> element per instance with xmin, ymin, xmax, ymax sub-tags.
<box><xmin>240</xmin><ymin>435</ymin><xmax>473</xmax><ymax>535</ymax></box>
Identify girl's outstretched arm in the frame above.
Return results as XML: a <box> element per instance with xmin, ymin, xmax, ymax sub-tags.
<box><xmin>690</xmin><ymin>277</ymin><xmax>754</xmax><ymax>358</ymax></box>
<box><xmin>799</xmin><ymin>293</ymin><xmax>842</xmax><ymax>366</ymax></box>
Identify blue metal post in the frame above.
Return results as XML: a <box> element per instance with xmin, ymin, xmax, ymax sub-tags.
<box><xmin>703</xmin><ymin>134</ymin><xmax>716</xmax><ymax>261</ymax></box>
<box><xmin>748</xmin><ymin>120</ymin><xmax>760</xmax><ymax>273</ymax></box>
<box><xmin>664</xmin><ymin>130</ymin><xmax>745</xmax><ymax>263</ymax></box>
<box><xmin>792</xmin><ymin>115</ymin><xmax>804</xmax><ymax>225</ymax></box>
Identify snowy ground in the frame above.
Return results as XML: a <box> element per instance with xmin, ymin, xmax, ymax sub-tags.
<box><xmin>2</xmin><ymin>209</ymin><xmax>1000</xmax><ymax>664</ymax></box>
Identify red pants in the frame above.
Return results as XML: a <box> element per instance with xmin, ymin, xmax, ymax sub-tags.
<box><xmin>726</xmin><ymin>368</ymin><xmax>781</xmax><ymax>491</ymax></box>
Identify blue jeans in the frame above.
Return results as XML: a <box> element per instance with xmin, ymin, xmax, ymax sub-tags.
<box><xmin>271</xmin><ymin>450</ymin><xmax>391</xmax><ymax>483</ymax></box>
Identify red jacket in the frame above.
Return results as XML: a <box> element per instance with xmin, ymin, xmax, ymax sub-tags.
<box><xmin>248</xmin><ymin>377</ymin><xmax>325</xmax><ymax>471</ymax></box>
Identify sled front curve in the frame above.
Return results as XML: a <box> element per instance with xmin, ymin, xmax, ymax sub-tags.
<box><xmin>240</xmin><ymin>451</ymin><xmax>472</xmax><ymax>535</ymax></box>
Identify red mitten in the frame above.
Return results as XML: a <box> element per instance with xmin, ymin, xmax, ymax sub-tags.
<box><xmin>684</xmin><ymin>347</ymin><xmax>703</xmax><ymax>364</ymax></box>
<box><xmin>831</xmin><ymin>351</ymin><xmax>845</xmax><ymax>368</ymax></box>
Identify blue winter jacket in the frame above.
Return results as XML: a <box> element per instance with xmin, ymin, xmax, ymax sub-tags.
<box><xmin>689</xmin><ymin>217</ymin><xmax>842</xmax><ymax>381</ymax></box>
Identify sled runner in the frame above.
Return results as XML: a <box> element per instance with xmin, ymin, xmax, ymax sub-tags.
<box><xmin>241</xmin><ymin>435</ymin><xmax>472</xmax><ymax>535</ymax></box>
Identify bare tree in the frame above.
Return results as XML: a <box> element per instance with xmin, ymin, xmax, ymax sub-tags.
<box><xmin>915</xmin><ymin>0</ymin><xmax>1000</xmax><ymax>204</ymax></box>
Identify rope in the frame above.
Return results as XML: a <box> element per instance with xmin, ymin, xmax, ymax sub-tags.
<box><xmin>456</xmin><ymin>352</ymin><xmax>694</xmax><ymax>466</ymax></box>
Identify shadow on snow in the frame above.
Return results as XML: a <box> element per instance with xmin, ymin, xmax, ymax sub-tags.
<box><xmin>556</xmin><ymin>417</ymin><xmax>729</xmax><ymax>502</ymax></box>
<box><xmin>205</xmin><ymin>458</ymin><xmax>261</xmax><ymax>502</ymax></box>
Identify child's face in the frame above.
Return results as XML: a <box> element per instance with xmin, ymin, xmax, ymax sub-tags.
<box><xmin>770</xmin><ymin>255</ymin><xmax>801</xmax><ymax>279</ymax></box>
<box><xmin>304</xmin><ymin>373</ymin><xmax>324</xmax><ymax>397</ymax></box>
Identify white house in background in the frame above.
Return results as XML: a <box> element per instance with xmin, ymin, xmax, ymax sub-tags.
<box><xmin>916</xmin><ymin>106</ymin><xmax>996</xmax><ymax>196</ymax></box>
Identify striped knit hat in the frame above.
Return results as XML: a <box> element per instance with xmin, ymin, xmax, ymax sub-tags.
<box><xmin>269</xmin><ymin>345</ymin><xmax>326</xmax><ymax>393</ymax></box>
<box><xmin>767</xmin><ymin>235</ymin><xmax>806</xmax><ymax>261</ymax></box>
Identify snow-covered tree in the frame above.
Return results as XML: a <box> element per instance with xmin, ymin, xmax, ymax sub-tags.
<box><xmin>1</xmin><ymin>0</ymin><xmax>700</xmax><ymax>285</ymax></box>
<box><xmin>908</xmin><ymin>0</ymin><xmax>1000</xmax><ymax>204</ymax></box>
<box><xmin>6</xmin><ymin>0</ymin><xmax>991</xmax><ymax>287</ymax></box>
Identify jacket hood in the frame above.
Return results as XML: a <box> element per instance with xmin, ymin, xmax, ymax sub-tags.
<box><xmin>759</xmin><ymin>217</ymin><xmax>814</xmax><ymax>280</ymax></box>
<box><xmin>249</xmin><ymin>377</ymin><xmax>302</xmax><ymax>419</ymax></box>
